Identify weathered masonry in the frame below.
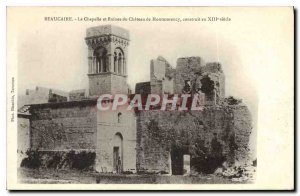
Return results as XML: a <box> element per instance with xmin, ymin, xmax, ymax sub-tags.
<box><xmin>20</xmin><ymin>25</ymin><xmax>137</xmax><ymax>173</ymax></box>
<box><xmin>29</xmin><ymin>100</ymin><xmax>97</xmax><ymax>151</ymax></box>
<box><xmin>136</xmin><ymin>107</ymin><xmax>252</xmax><ymax>174</ymax></box>
<box><xmin>135</xmin><ymin>56</ymin><xmax>252</xmax><ymax>175</ymax></box>
<box><xmin>28</xmin><ymin>99</ymin><xmax>137</xmax><ymax>173</ymax></box>
<box><xmin>18</xmin><ymin>24</ymin><xmax>253</xmax><ymax>175</ymax></box>
<box><xmin>85</xmin><ymin>25</ymin><xmax>130</xmax><ymax>96</ymax></box>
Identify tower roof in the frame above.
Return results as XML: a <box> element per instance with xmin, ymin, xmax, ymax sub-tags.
<box><xmin>86</xmin><ymin>24</ymin><xmax>130</xmax><ymax>40</ymax></box>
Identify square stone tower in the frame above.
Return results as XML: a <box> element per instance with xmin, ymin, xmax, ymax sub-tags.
<box><xmin>85</xmin><ymin>25</ymin><xmax>130</xmax><ymax>96</ymax></box>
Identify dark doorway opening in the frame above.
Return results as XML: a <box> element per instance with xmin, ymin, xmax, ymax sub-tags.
<box><xmin>113</xmin><ymin>147</ymin><xmax>119</xmax><ymax>172</ymax></box>
<box><xmin>171</xmin><ymin>148</ymin><xmax>184</xmax><ymax>175</ymax></box>
<box><xmin>171</xmin><ymin>143</ymin><xmax>190</xmax><ymax>175</ymax></box>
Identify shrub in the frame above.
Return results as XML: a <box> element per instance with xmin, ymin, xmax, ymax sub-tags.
<box><xmin>122</xmin><ymin>171</ymin><xmax>133</xmax><ymax>175</ymax></box>
<box><xmin>72</xmin><ymin>151</ymin><xmax>96</xmax><ymax>170</ymax></box>
<box><xmin>224</xmin><ymin>96</ymin><xmax>242</xmax><ymax>105</ymax></box>
<box><xmin>20</xmin><ymin>150</ymin><xmax>96</xmax><ymax>171</ymax></box>
<box><xmin>20</xmin><ymin>149</ymin><xmax>41</xmax><ymax>169</ymax></box>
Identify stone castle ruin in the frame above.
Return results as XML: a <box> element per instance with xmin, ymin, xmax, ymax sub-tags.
<box><xmin>18</xmin><ymin>25</ymin><xmax>253</xmax><ymax>176</ymax></box>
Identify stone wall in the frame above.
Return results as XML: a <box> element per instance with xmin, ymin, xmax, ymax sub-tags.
<box><xmin>174</xmin><ymin>57</ymin><xmax>205</xmax><ymax>94</ymax></box>
<box><xmin>88</xmin><ymin>73</ymin><xmax>112</xmax><ymax>96</ymax></box>
<box><xmin>29</xmin><ymin>100</ymin><xmax>97</xmax><ymax>151</ymax></box>
<box><xmin>89</xmin><ymin>73</ymin><xmax>128</xmax><ymax>96</ymax></box>
<box><xmin>69</xmin><ymin>89</ymin><xmax>88</xmax><ymax>101</ymax></box>
<box><xmin>150</xmin><ymin>57</ymin><xmax>175</xmax><ymax>95</ymax></box>
<box><xmin>110</xmin><ymin>74</ymin><xmax>129</xmax><ymax>94</ymax></box>
<box><xmin>18</xmin><ymin>116</ymin><xmax>30</xmax><ymax>152</ymax></box>
<box><xmin>201</xmin><ymin>62</ymin><xmax>225</xmax><ymax>103</ymax></box>
<box><xmin>145</xmin><ymin>56</ymin><xmax>225</xmax><ymax>105</ymax></box>
<box><xmin>174</xmin><ymin>57</ymin><xmax>225</xmax><ymax>105</ymax></box>
<box><xmin>231</xmin><ymin>105</ymin><xmax>253</xmax><ymax>163</ymax></box>
<box><xmin>18</xmin><ymin>116</ymin><xmax>30</xmax><ymax>166</ymax></box>
<box><xmin>135</xmin><ymin>82</ymin><xmax>151</xmax><ymax>95</ymax></box>
<box><xmin>136</xmin><ymin>105</ymin><xmax>252</xmax><ymax>174</ymax></box>
<box><xmin>27</xmin><ymin>99</ymin><xmax>137</xmax><ymax>172</ymax></box>
<box><xmin>96</xmin><ymin>103</ymin><xmax>137</xmax><ymax>173</ymax></box>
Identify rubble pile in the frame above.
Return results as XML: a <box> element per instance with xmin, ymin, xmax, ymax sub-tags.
<box><xmin>214</xmin><ymin>164</ymin><xmax>256</xmax><ymax>182</ymax></box>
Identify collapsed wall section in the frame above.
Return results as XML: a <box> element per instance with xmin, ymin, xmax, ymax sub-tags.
<box><xmin>174</xmin><ymin>57</ymin><xmax>225</xmax><ymax>105</ymax></box>
<box><xmin>150</xmin><ymin>56</ymin><xmax>175</xmax><ymax>95</ymax></box>
<box><xmin>174</xmin><ymin>57</ymin><xmax>204</xmax><ymax>94</ymax></box>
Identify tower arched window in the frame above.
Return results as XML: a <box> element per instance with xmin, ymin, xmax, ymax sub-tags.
<box><xmin>114</xmin><ymin>48</ymin><xmax>125</xmax><ymax>75</ymax></box>
<box><xmin>94</xmin><ymin>47</ymin><xmax>108</xmax><ymax>73</ymax></box>
<box><xmin>114</xmin><ymin>52</ymin><xmax>117</xmax><ymax>73</ymax></box>
<box><xmin>118</xmin><ymin>53</ymin><xmax>122</xmax><ymax>74</ymax></box>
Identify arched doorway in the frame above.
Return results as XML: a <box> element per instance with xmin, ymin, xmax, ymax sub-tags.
<box><xmin>113</xmin><ymin>133</ymin><xmax>123</xmax><ymax>173</ymax></box>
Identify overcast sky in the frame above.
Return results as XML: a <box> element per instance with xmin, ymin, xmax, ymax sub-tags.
<box><xmin>16</xmin><ymin>8</ymin><xmax>262</xmax><ymax>99</ymax></box>
<box><xmin>15</xmin><ymin>7</ymin><xmax>264</xmax><ymax>117</ymax></box>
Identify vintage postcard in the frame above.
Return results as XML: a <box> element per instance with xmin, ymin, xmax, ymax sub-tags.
<box><xmin>6</xmin><ymin>7</ymin><xmax>294</xmax><ymax>190</ymax></box>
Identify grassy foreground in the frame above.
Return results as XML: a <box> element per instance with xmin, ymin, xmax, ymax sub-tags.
<box><xmin>18</xmin><ymin>168</ymin><xmax>250</xmax><ymax>184</ymax></box>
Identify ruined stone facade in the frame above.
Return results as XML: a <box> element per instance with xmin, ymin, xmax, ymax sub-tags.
<box><xmin>136</xmin><ymin>106</ymin><xmax>252</xmax><ymax>174</ymax></box>
<box><xmin>19</xmin><ymin>25</ymin><xmax>253</xmax><ymax>175</ymax></box>
<box><xmin>150</xmin><ymin>56</ymin><xmax>175</xmax><ymax>95</ymax></box>
<box><xmin>135</xmin><ymin>54</ymin><xmax>251</xmax><ymax>174</ymax></box>
<box><xmin>142</xmin><ymin>56</ymin><xmax>225</xmax><ymax>105</ymax></box>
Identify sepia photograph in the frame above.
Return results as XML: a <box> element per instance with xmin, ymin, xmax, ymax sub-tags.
<box><xmin>6</xmin><ymin>6</ymin><xmax>294</xmax><ymax>190</ymax></box>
